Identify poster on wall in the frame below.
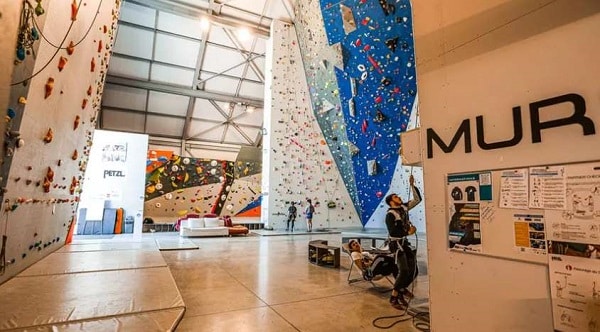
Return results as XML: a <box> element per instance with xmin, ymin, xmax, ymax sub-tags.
<box><xmin>546</xmin><ymin>163</ymin><xmax>600</xmax><ymax>244</ymax></box>
<box><xmin>447</xmin><ymin>172</ymin><xmax>492</xmax><ymax>253</ymax></box>
<box><xmin>500</xmin><ymin>169</ymin><xmax>529</xmax><ymax>209</ymax></box>
<box><xmin>544</xmin><ymin>162</ymin><xmax>600</xmax><ymax>331</ymax></box>
<box><xmin>513</xmin><ymin>214</ymin><xmax>546</xmax><ymax>255</ymax></box>
<box><xmin>529</xmin><ymin>166</ymin><xmax>567</xmax><ymax>210</ymax></box>
<box><xmin>548</xmin><ymin>243</ymin><xmax>600</xmax><ymax>332</ymax></box>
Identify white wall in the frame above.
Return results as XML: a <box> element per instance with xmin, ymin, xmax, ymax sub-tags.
<box><xmin>262</xmin><ymin>20</ymin><xmax>361</xmax><ymax>230</ymax></box>
<box><xmin>79</xmin><ymin>130</ymin><xmax>148</xmax><ymax>236</ymax></box>
<box><xmin>414</xmin><ymin>0</ymin><xmax>600</xmax><ymax>330</ymax></box>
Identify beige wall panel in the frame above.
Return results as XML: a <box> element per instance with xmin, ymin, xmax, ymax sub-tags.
<box><xmin>414</xmin><ymin>0</ymin><xmax>599</xmax><ymax>330</ymax></box>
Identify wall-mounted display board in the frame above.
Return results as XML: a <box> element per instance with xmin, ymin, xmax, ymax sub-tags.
<box><xmin>447</xmin><ymin>161</ymin><xmax>600</xmax><ymax>330</ymax></box>
<box><xmin>447</xmin><ymin>161</ymin><xmax>600</xmax><ymax>259</ymax></box>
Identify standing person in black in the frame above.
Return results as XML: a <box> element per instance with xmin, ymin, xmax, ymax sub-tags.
<box><xmin>384</xmin><ymin>174</ymin><xmax>422</xmax><ymax>309</ymax></box>
<box><xmin>286</xmin><ymin>201</ymin><xmax>297</xmax><ymax>231</ymax></box>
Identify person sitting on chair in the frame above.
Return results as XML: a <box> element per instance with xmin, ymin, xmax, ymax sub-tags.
<box><xmin>348</xmin><ymin>239</ymin><xmax>375</xmax><ymax>279</ymax></box>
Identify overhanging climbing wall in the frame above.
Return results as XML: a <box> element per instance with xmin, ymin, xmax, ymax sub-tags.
<box><xmin>294</xmin><ymin>0</ymin><xmax>418</xmax><ymax>225</ymax></box>
<box><xmin>262</xmin><ymin>21</ymin><xmax>361</xmax><ymax>230</ymax></box>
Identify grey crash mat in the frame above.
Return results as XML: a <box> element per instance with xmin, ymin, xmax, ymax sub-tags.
<box><xmin>155</xmin><ymin>238</ymin><xmax>199</xmax><ymax>251</ymax></box>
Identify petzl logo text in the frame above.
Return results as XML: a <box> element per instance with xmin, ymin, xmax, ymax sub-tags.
<box><xmin>104</xmin><ymin>170</ymin><xmax>126</xmax><ymax>178</ymax></box>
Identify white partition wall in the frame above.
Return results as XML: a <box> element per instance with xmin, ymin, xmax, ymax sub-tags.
<box><xmin>78</xmin><ymin>130</ymin><xmax>149</xmax><ymax>237</ymax></box>
<box><xmin>413</xmin><ymin>1</ymin><xmax>600</xmax><ymax>330</ymax></box>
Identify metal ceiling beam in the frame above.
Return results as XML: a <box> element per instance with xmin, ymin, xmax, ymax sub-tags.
<box><xmin>183</xmin><ymin>0</ymin><xmax>213</xmax><ymax>142</ymax></box>
<box><xmin>102</xmin><ymin>105</ymin><xmax>262</xmax><ymax>129</ymax></box>
<box><xmin>223</xmin><ymin>29</ymin><xmax>265</xmax><ymax>83</ymax></box>
<box><xmin>105</xmin><ymin>76</ymin><xmax>264</xmax><ymax>108</ymax></box>
<box><xmin>117</xmin><ymin>20</ymin><xmax>265</xmax><ymax>58</ymax></box>
<box><xmin>125</xmin><ymin>0</ymin><xmax>271</xmax><ymax>38</ymax></box>
<box><xmin>110</xmin><ymin>53</ymin><xmax>264</xmax><ymax>85</ymax></box>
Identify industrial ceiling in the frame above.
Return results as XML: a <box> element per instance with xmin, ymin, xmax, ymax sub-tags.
<box><xmin>101</xmin><ymin>0</ymin><xmax>294</xmax><ymax>155</ymax></box>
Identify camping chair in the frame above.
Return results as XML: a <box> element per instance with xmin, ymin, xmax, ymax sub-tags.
<box><xmin>341</xmin><ymin>243</ymin><xmax>397</xmax><ymax>292</ymax></box>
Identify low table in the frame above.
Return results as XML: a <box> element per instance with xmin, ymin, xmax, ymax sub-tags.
<box><xmin>308</xmin><ymin>240</ymin><xmax>340</xmax><ymax>268</ymax></box>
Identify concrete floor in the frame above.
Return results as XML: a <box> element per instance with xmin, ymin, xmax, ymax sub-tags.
<box><xmin>0</xmin><ymin>231</ymin><xmax>429</xmax><ymax>331</ymax></box>
<box><xmin>165</xmin><ymin>232</ymin><xmax>430</xmax><ymax>332</ymax></box>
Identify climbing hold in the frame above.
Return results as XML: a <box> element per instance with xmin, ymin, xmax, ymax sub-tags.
<box><xmin>44</xmin><ymin>77</ymin><xmax>54</xmax><ymax>99</ymax></box>
<box><xmin>97</xmin><ymin>40</ymin><xmax>102</xmax><ymax>53</ymax></box>
<box><xmin>7</xmin><ymin>108</ymin><xmax>16</xmax><ymax>119</ymax></box>
<box><xmin>66</xmin><ymin>41</ymin><xmax>75</xmax><ymax>55</ymax></box>
<box><xmin>16</xmin><ymin>139</ymin><xmax>24</xmax><ymax>148</ymax></box>
<box><xmin>16</xmin><ymin>45</ymin><xmax>26</xmax><ymax>61</ymax></box>
<box><xmin>18</xmin><ymin>96</ymin><xmax>27</xmax><ymax>104</ymax></box>
<box><xmin>73</xmin><ymin>115</ymin><xmax>80</xmax><ymax>130</ymax></box>
<box><xmin>71</xmin><ymin>0</ymin><xmax>78</xmax><ymax>21</ymax></box>
<box><xmin>71</xmin><ymin>149</ymin><xmax>78</xmax><ymax>160</ymax></box>
<box><xmin>58</xmin><ymin>56</ymin><xmax>67</xmax><ymax>71</ymax></box>
<box><xmin>81</xmin><ymin>99</ymin><xmax>87</xmax><ymax>109</ymax></box>
<box><xmin>87</xmin><ymin>85</ymin><xmax>92</xmax><ymax>96</ymax></box>
<box><xmin>34</xmin><ymin>0</ymin><xmax>45</xmax><ymax>16</ymax></box>
<box><xmin>385</xmin><ymin>37</ymin><xmax>398</xmax><ymax>52</ymax></box>
<box><xmin>43</xmin><ymin>128</ymin><xmax>54</xmax><ymax>143</ymax></box>
<box><xmin>46</xmin><ymin>167</ymin><xmax>54</xmax><ymax>182</ymax></box>
<box><xmin>90</xmin><ymin>58</ymin><xmax>95</xmax><ymax>72</ymax></box>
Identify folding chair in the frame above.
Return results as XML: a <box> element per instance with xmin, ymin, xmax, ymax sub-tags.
<box><xmin>341</xmin><ymin>243</ymin><xmax>396</xmax><ymax>292</ymax></box>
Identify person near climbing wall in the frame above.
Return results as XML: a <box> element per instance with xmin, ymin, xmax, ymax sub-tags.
<box><xmin>384</xmin><ymin>174</ymin><xmax>422</xmax><ymax>310</ymax></box>
<box><xmin>286</xmin><ymin>201</ymin><xmax>297</xmax><ymax>231</ymax></box>
<box><xmin>305</xmin><ymin>198</ymin><xmax>315</xmax><ymax>232</ymax></box>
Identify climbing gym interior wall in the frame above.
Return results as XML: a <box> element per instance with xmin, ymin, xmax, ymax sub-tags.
<box><xmin>262</xmin><ymin>20</ymin><xmax>361</xmax><ymax>230</ymax></box>
<box><xmin>0</xmin><ymin>2</ymin><xmax>22</xmax><ymax>154</ymax></box>
<box><xmin>262</xmin><ymin>0</ymin><xmax>425</xmax><ymax>229</ymax></box>
<box><xmin>144</xmin><ymin>153</ymin><xmax>261</xmax><ymax>222</ymax></box>
<box><xmin>414</xmin><ymin>0</ymin><xmax>599</xmax><ymax>330</ymax></box>
<box><xmin>0</xmin><ymin>0</ymin><xmax>121</xmax><ymax>284</ymax></box>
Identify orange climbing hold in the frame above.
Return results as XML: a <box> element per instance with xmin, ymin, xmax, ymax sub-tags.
<box><xmin>71</xmin><ymin>0</ymin><xmax>78</xmax><ymax>21</ymax></box>
<box><xmin>97</xmin><ymin>40</ymin><xmax>102</xmax><ymax>53</ymax></box>
<box><xmin>90</xmin><ymin>57</ymin><xmax>96</xmax><ymax>72</ymax></box>
<box><xmin>73</xmin><ymin>115</ymin><xmax>80</xmax><ymax>130</ymax></box>
<box><xmin>87</xmin><ymin>85</ymin><xmax>92</xmax><ymax>96</ymax></box>
<box><xmin>44</xmin><ymin>77</ymin><xmax>54</xmax><ymax>99</ymax></box>
<box><xmin>81</xmin><ymin>98</ymin><xmax>87</xmax><ymax>110</ymax></box>
<box><xmin>58</xmin><ymin>56</ymin><xmax>67</xmax><ymax>71</ymax></box>
<box><xmin>71</xmin><ymin>149</ymin><xmax>78</xmax><ymax>160</ymax></box>
<box><xmin>66</xmin><ymin>41</ymin><xmax>75</xmax><ymax>55</ymax></box>
<box><xmin>43</xmin><ymin>128</ymin><xmax>54</xmax><ymax>144</ymax></box>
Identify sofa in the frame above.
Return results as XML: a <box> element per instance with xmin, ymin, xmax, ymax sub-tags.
<box><xmin>179</xmin><ymin>216</ymin><xmax>229</xmax><ymax>237</ymax></box>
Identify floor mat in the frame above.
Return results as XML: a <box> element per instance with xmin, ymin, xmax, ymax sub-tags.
<box><xmin>155</xmin><ymin>238</ymin><xmax>199</xmax><ymax>251</ymax></box>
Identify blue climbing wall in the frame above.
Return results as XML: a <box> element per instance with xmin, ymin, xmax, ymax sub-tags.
<box><xmin>295</xmin><ymin>0</ymin><xmax>417</xmax><ymax>225</ymax></box>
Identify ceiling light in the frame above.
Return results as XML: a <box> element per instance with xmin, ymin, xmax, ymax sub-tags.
<box><xmin>237</xmin><ymin>27</ymin><xmax>251</xmax><ymax>41</ymax></box>
<box><xmin>246</xmin><ymin>106</ymin><xmax>256</xmax><ymax>113</ymax></box>
<box><xmin>200</xmin><ymin>18</ymin><xmax>210</xmax><ymax>31</ymax></box>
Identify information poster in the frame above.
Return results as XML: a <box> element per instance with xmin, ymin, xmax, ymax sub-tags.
<box><xmin>548</xmin><ymin>244</ymin><xmax>600</xmax><ymax>332</ymax></box>
<box><xmin>545</xmin><ymin>162</ymin><xmax>600</xmax><ymax>331</ymax></box>
<box><xmin>529</xmin><ymin>166</ymin><xmax>567</xmax><ymax>210</ymax></box>
<box><xmin>447</xmin><ymin>172</ymin><xmax>492</xmax><ymax>253</ymax></box>
<box><xmin>546</xmin><ymin>164</ymin><xmax>600</xmax><ymax>244</ymax></box>
<box><xmin>500</xmin><ymin>169</ymin><xmax>529</xmax><ymax>209</ymax></box>
<box><xmin>513</xmin><ymin>214</ymin><xmax>546</xmax><ymax>255</ymax></box>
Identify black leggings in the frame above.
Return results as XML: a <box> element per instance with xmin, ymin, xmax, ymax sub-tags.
<box><xmin>287</xmin><ymin>215</ymin><xmax>296</xmax><ymax>229</ymax></box>
<box><xmin>392</xmin><ymin>241</ymin><xmax>417</xmax><ymax>292</ymax></box>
